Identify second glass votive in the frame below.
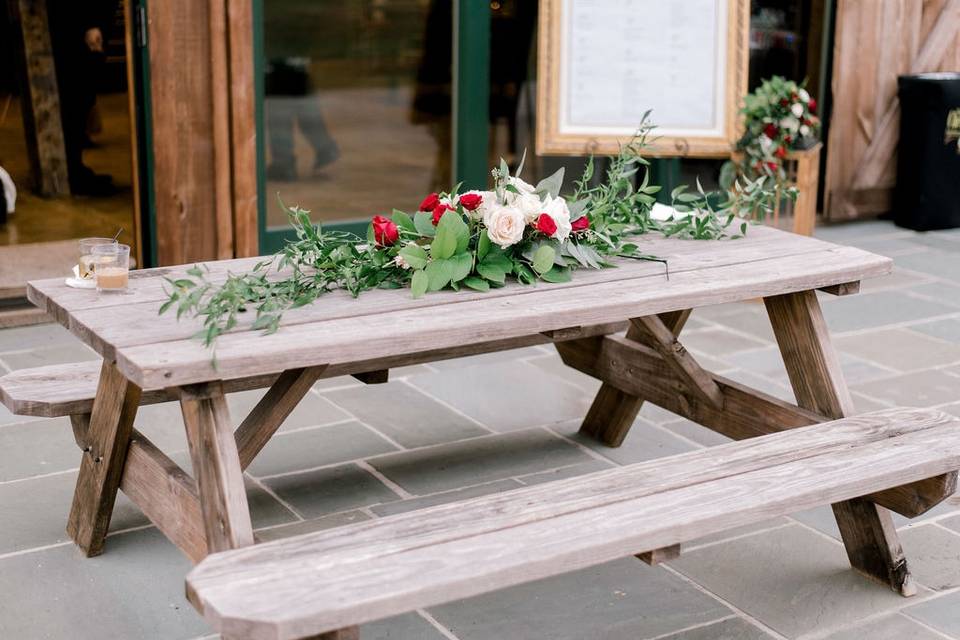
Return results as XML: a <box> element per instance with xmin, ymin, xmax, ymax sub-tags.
<box><xmin>93</xmin><ymin>243</ymin><xmax>130</xmax><ymax>293</ymax></box>
<box><xmin>78</xmin><ymin>237</ymin><xmax>118</xmax><ymax>280</ymax></box>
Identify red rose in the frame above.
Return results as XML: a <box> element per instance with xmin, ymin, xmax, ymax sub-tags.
<box><xmin>808</xmin><ymin>98</ymin><xmax>817</xmax><ymax>113</ymax></box>
<box><xmin>784</xmin><ymin>134</ymin><xmax>793</xmax><ymax>144</ymax></box>
<box><xmin>766</xmin><ymin>161</ymin><xmax>779</xmax><ymax>172</ymax></box>
<box><xmin>419</xmin><ymin>192</ymin><xmax>440</xmax><ymax>212</ymax></box>
<box><xmin>371</xmin><ymin>215</ymin><xmax>399</xmax><ymax>246</ymax></box>
<box><xmin>571</xmin><ymin>216</ymin><xmax>590</xmax><ymax>232</ymax></box>
<box><xmin>431</xmin><ymin>203</ymin><xmax>453</xmax><ymax>225</ymax></box>
<box><xmin>459</xmin><ymin>192</ymin><xmax>483</xmax><ymax>211</ymax></box>
<box><xmin>763</xmin><ymin>123</ymin><xmax>778</xmax><ymax>139</ymax></box>
<box><xmin>774</xmin><ymin>146</ymin><xmax>787</xmax><ymax>159</ymax></box>
<box><xmin>779</xmin><ymin>98</ymin><xmax>789</xmax><ymax>107</ymax></box>
<box><xmin>535</xmin><ymin>213</ymin><xmax>557</xmax><ymax>236</ymax></box>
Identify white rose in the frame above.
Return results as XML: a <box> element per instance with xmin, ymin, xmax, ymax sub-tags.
<box><xmin>542</xmin><ymin>195</ymin><xmax>572</xmax><ymax>242</ymax></box>
<box><xmin>506</xmin><ymin>176</ymin><xmax>537</xmax><ymax>195</ymax></box>
<box><xmin>513</xmin><ymin>192</ymin><xmax>545</xmax><ymax>223</ymax></box>
<box><xmin>798</xmin><ymin>88</ymin><xmax>810</xmax><ymax>103</ymax></box>
<box><xmin>791</xmin><ymin>103</ymin><xmax>804</xmax><ymax>118</ymax></box>
<box><xmin>780</xmin><ymin>117</ymin><xmax>800</xmax><ymax>133</ymax></box>
<box><xmin>483</xmin><ymin>204</ymin><xmax>526</xmax><ymax>248</ymax></box>
<box><xmin>759</xmin><ymin>135</ymin><xmax>773</xmax><ymax>152</ymax></box>
<box><xmin>799</xmin><ymin>124</ymin><xmax>810</xmax><ymax>137</ymax></box>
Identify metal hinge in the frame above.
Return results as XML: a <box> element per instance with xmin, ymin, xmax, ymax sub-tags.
<box><xmin>135</xmin><ymin>3</ymin><xmax>148</xmax><ymax>49</ymax></box>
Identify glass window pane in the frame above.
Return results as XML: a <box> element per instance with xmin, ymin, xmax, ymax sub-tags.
<box><xmin>261</xmin><ymin>1</ymin><xmax>452</xmax><ymax>230</ymax></box>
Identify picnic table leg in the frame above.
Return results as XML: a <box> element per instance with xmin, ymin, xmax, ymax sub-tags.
<box><xmin>578</xmin><ymin>309</ymin><xmax>691</xmax><ymax>446</ymax></box>
<box><xmin>180</xmin><ymin>382</ymin><xmax>254</xmax><ymax>554</ymax></box>
<box><xmin>765</xmin><ymin>290</ymin><xmax>916</xmax><ymax>596</ymax></box>
<box><xmin>67</xmin><ymin>360</ymin><xmax>142</xmax><ymax>556</ymax></box>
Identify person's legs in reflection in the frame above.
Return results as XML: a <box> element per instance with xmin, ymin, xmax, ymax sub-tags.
<box><xmin>266</xmin><ymin>96</ymin><xmax>298</xmax><ymax>182</ymax></box>
<box><xmin>297</xmin><ymin>93</ymin><xmax>339</xmax><ymax>172</ymax></box>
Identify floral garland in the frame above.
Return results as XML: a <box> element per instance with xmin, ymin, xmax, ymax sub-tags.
<box><xmin>722</xmin><ymin>76</ymin><xmax>821</xmax><ymax>190</ymax></box>
<box><xmin>162</xmin><ymin>120</ymin><xmax>777</xmax><ymax>349</ymax></box>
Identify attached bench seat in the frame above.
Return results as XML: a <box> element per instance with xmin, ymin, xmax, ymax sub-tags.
<box><xmin>187</xmin><ymin>408</ymin><xmax>960</xmax><ymax>640</ymax></box>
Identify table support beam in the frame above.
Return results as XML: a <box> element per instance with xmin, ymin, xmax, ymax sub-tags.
<box><xmin>576</xmin><ymin>310</ymin><xmax>691</xmax><ymax>446</ymax></box>
<box><xmin>765</xmin><ymin>290</ymin><xmax>916</xmax><ymax>596</ymax></box>
<box><xmin>181</xmin><ymin>382</ymin><xmax>253</xmax><ymax>554</ymax></box>
<box><xmin>67</xmin><ymin>361</ymin><xmax>142</xmax><ymax>556</ymax></box>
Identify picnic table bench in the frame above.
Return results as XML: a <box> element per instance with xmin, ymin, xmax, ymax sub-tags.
<box><xmin>3</xmin><ymin>225</ymin><xmax>956</xmax><ymax>637</ymax></box>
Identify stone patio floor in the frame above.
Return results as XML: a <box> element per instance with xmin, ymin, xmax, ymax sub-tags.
<box><xmin>2</xmin><ymin>220</ymin><xmax>960</xmax><ymax>640</ymax></box>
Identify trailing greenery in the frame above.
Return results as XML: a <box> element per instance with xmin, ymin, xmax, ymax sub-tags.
<box><xmin>161</xmin><ymin>116</ymin><xmax>779</xmax><ymax>351</ymax></box>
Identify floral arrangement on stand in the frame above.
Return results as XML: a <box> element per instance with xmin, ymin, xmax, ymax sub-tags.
<box><xmin>721</xmin><ymin>76</ymin><xmax>821</xmax><ymax>193</ymax></box>
<box><xmin>161</xmin><ymin>118</ymin><xmax>779</xmax><ymax>351</ymax></box>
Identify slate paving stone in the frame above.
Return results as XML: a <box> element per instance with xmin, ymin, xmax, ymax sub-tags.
<box><xmin>678</xmin><ymin>327</ymin><xmax>768</xmax><ymax>356</ymax></box>
<box><xmin>820</xmin><ymin>291</ymin><xmax>958</xmax><ymax>332</ymax></box>
<box><xmin>255</xmin><ymin>510</ymin><xmax>371</xmax><ymax>542</ymax></box>
<box><xmin>325</xmin><ymin>381</ymin><xmax>490</xmax><ymax>448</ymax></box>
<box><xmin>851</xmin><ymin>391</ymin><xmax>894</xmax><ymax>413</ymax></box>
<box><xmin>262</xmin><ymin>463</ymin><xmax>400</xmax><ymax>518</ymax></box>
<box><xmin>0</xmin><ymin>342</ymin><xmax>99</xmax><ymax>370</ymax></box>
<box><xmin>427</xmin><ymin>346</ymin><xmax>549</xmax><ymax>370</ymax></box>
<box><xmin>718</xmin><ymin>369</ymin><xmax>795</xmax><ymax>403</ymax></box>
<box><xmin>834</xmin><ymin>328</ymin><xmax>960</xmax><ymax>371</ymax></box>
<box><xmin>696</xmin><ymin>307</ymin><xmax>777</xmax><ymax>344</ymax></box>
<box><xmin>687</xmin><ymin>518</ymin><xmax>792</xmax><ymax>548</ymax></box>
<box><xmin>408</xmin><ymin>360</ymin><xmax>592</xmax><ymax>432</ymax></box>
<box><xmin>660</xmin><ymin>418</ymin><xmax>732</xmax><ymax>447</ymax></box>
<box><xmin>363</xmin><ymin>613</ymin><xmax>452</xmax><ymax>640</ymax></box>
<box><xmin>0</xmin><ymin>528</ymin><xmax>209</xmax><ymax>640</ymax></box>
<box><xmin>134</xmin><ymin>400</ymin><xmax>192</xmax><ymax>452</ymax></box>
<box><xmin>905</xmin><ymin>590</ymin><xmax>960</xmax><ymax>638</ymax></box>
<box><xmin>552</xmin><ymin>418</ymin><xmax>697</xmax><ymax>465</ymax></box>
<box><xmin>858</xmin><ymin>266</ymin><xmax>933</xmax><ymax>293</ymax></box>
<box><xmin>814</xmin><ymin>220</ymin><xmax>909</xmax><ymax>242</ymax></box>
<box><xmin>820</xmin><ymin>614</ymin><xmax>946</xmax><ymax>640</ymax></box>
<box><xmin>669</xmin><ymin>525</ymin><xmax>910</xmax><ymax>638</ymax></box>
<box><xmin>526</xmin><ymin>353</ymin><xmax>604</xmax><ymax>393</ymax></box>
<box><xmin>0</xmin><ymin>416</ymin><xmax>77</xmax><ymax>481</ymax></box>
<box><xmin>895</xmin><ymin>250</ymin><xmax>960</xmax><ymax>283</ymax></box>
<box><xmin>721</xmin><ymin>345</ymin><xmax>893</xmax><ymax>385</ymax></box>
<box><xmin>0</xmin><ymin>471</ymin><xmax>149</xmax><ymax>554</ymax></box>
<box><xmin>909</xmin><ymin>281</ymin><xmax>960</xmax><ymax>308</ymax></box>
<box><xmin>427</xmin><ymin>558</ymin><xmax>731</xmax><ymax>640</ymax></box>
<box><xmin>899</xmin><ymin>525</ymin><xmax>960</xmax><ymax>591</ymax></box>
<box><xmin>369</xmin><ymin>428</ymin><xmax>591</xmax><ymax>495</ymax></box>
<box><xmin>228</xmin><ymin>387</ymin><xmax>351</xmax><ymax>433</ymax></box>
<box><xmin>660</xmin><ymin>617</ymin><xmax>775</xmax><ymax>640</ymax></box>
<box><xmin>852</xmin><ymin>369</ymin><xmax>960</xmax><ymax>407</ymax></box>
<box><xmin>851</xmin><ymin>236</ymin><xmax>932</xmax><ymax>257</ymax></box>
<box><xmin>0</xmin><ymin>322</ymin><xmax>82</xmax><ymax>353</ymax></box>
<box><xmin>911</xmin><ymin>317</ymin><xmax>960</xmax><ymax>343</ymax></box>
<box><xmin>516</xmin><ymin>459</ymin><xmax>616</xmax><ymax>485</ymax></box>
<box><xmin>245</xmin><ymin>420</ymin><xmax>398</xmax><ymax>478</ymax></box>
<box><xmin>371</xmin><ymin>479</ymin><xmax>524</xmax><ymax>517</ymax></box>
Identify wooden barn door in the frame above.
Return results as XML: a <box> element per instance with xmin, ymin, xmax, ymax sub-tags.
<box><xmin>824</xmin><ymin>0</ymin><xmax>960</xmax><ymax>221</ymax></box>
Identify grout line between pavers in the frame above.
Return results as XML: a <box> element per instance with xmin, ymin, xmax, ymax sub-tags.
<box><xmin>641</xmin><ymin>614</ymin><xmax>740</xmax><ymax>640</ymax></box>
<box><xmin>417</xmin><ymin>608</ymin><xmax>463</xmax><ymax>640</ymax></box>
<box><xmin>682</xmin><ymin>521</ymin><xmax>797</xmax><ymax>554</ymax></box>
<box><xmin>0</xmin><ymin>466</ymin><xmax>77</xmax><ymax>485</ymax></box>
<box><xmin>394</xmin><ymin>378</ymin><xmax>497</xmax><ymax>435</ymax></box>
<box><xmin>355</xmin><ymin>458</ymin><xmax>415</xmax><ymax>500</ymax></box>
<box><xmin>245</xmin><ymin>473</ymin><xmax>306</xmax><ymax>522</ymax></box>
<box><xmin>901</xmin><ymin>608</ymin><xmax>960</xmax><ymax>640</ymax></box>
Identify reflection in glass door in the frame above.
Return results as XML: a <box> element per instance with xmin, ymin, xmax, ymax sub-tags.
<box><xmin>257</xmin><ymin>0</ymin><xmax>454</xmax><ymax>245</ymax></box>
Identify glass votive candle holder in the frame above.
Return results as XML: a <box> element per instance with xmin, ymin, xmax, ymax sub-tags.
<box><xmin>78</xmin><ymin>237</ymin><xmax>118</xmax><ymax>280</ymax></box>
<box><xmin>93</xmin><ymin>243</ymin><xmax>130</xmax><ymax>293</ymax></box>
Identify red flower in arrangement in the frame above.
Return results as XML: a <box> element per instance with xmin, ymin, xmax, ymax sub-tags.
<box><xmin>535</xmin><ymin>213</ymin><xmax>557</xmax><ymax>236</ymax></box>
<box><xmin>431</xmin><ymin>203</ymin><xmax>453</xmax><ymax>225</ymax></box>
<box><xmin>766</xmin><ymin>161</ymin><xmax>779</xmax><ymax>172</ymax></box>
<box><xmin>419</xmin><ymin>192</ymin><xmax>440</xmax><ymax>212</ymax></box>
<box><xmin>571</xmin><ymin>216</ymin><xmax>590</xmax><ymax>232</ymax></box>
<box><xmin>784</xmin><ymin>134</ymin><xmax>793</xmax><ymax>144</ymax></box>
<box><xmin>774</xmin><ymin>146</ymin><xmax>787</xmax><ymax>159</ymax></box>
<box><xmin>459</xmin><ymin>192</ymin><xmax>483</xmax><ymax>211</ymax></box>
<box><xmin>371</xmin><ymin>215</ymin><xmax>399</xmax><ymax>246</ymax></box>
<box><xmin>808</xmin><ymin>98</ymin><xmax>817</xmax><ymax>113</ymax></box>
<box><xmin>763</xmin><ymin>123</ymin><xmax>778</xmax><ymax>139</ymax></box>
<box><xmin>779</xmin><ymin>98</ymin><xmax>790</xmax><ymax>107</ymax></box>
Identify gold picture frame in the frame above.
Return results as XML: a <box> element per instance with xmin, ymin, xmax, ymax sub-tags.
<box><xmin>536</xmin><ymin>0</ymin><xmax>750</xmax><ymax>158</ymax></box>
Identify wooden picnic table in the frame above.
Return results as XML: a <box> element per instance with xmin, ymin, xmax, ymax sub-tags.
<box><xmin>21</xmin><ymin>224</ymin><xmax>913</xmax><ymax>592</ymax></box>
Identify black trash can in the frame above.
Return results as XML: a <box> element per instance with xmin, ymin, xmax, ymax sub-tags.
<box><xmin>894</xmin><ymin>72</ymin><xmax>960</xmax><ymax>231</ymax></box>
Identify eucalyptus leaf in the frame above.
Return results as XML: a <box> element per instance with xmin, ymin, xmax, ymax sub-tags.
<box><xmin>535</xmin><ymin>167</ymin><xmax>565</xmax><ymax>199</ymax></box>
<box><xmin>532</xmin><ymin>245</ymin><xmax>556</xmax><ymax>274</ymax></box>
<box><xmin>413</xmin><ymin>211</ymin><xmax>436</xmax><ymax>237</ymax></box>
<box><xmin>398</xmin><ymin>244</ymin><xmax>428</xmax><ymax>269</ymax></box>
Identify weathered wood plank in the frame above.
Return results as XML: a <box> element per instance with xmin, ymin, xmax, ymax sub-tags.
<box><xmin>117</xmin><ymin>245</ymin><xmax>892</xmax><ymax>389</ymax></box>
<box><xmin>631</xmin><ymin>315</ymin><xmax>723</xmax><ymax>409</ymax></box>
<box><xmin>180</xmin><ymin>382</ymin><xmax>253</xmax><ymax>554</ymax></box>
<box><xmin>579</xmin><ymin>310</ymin><xmax>691</xmax><ymax>446</ymax></box>
<box><xmin>866</xmin><ymin>472</ymin><xmax>958</xmax><ymax>518</ymax></box>
<box><xmin>187</xmin><ymin>410</ymin><xmax>960</xmax><ymax>639</ymax></box>
<box><xmin>765</xmin><ymin>289</ymin><xmax>914</xmax><ymax>595</ymax></box>
<box><xmin>0</xmin><ymin>323</ymin><xmax>627</xmax><ymax>418</ymax></box>
<box><xmin>235</xmin><ymin>367</ymin><xmax>327</xmax><ymax>470</ymax></box>
<box><xmin>121</xmin><ymin>430</ymin><xmax>206</xmax><ymax>562</ymax></box>
<box><xmin>66</xmin><ymin>361</ymin><xmax>142</xmax><ymax>556</ymax></box>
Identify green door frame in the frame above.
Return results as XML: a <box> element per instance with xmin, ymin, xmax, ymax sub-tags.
<box><xmin>254</xmin><ymin>1</ymin><xmax>491</xmax><ymax>255</ymax></box>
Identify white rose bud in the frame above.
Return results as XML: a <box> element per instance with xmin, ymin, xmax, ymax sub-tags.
<box><xmin>506</xmin><ymin>176</ymin><xmax>537</xmax><ymax>195</ymax></box>
<box><xmin>541</xmin><ymin>195</ymin><xmax>572</xmax><ymax>242</ymax></box>
<box><xmin>483</xmin><ymin>204</ymin><xmax>526</xmax><ymax>248</ymax></box>
<box><xmin>791</xmin><ymin>103</ymin><xmax>804</xmax><ymax>118</ymax></box>
<box><xmin>798</xmin><ymin>88</ymin><xmax>810</xmax><ymax>103</ymax></box>
<box><xmin>780</xmin><ymin>117</ymin><xmax>800</xmax><ymax>133</ymax></box>
<box><xmin>800</xmin><ymin>124</ymin><xmax>810</xmax><ymax>137</ymax></box>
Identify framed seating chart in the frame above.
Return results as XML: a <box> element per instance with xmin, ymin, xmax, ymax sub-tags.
<box><xmin>536</xmin><ymin>0</ymin><xmax>750</xmax><ymax>157</ymax></box>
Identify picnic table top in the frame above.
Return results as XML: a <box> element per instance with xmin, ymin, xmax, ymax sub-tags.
<box><xmin>27</xmin><ymin>225</ymin><xmax>891</xmax><ymax>390</ymax></box>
